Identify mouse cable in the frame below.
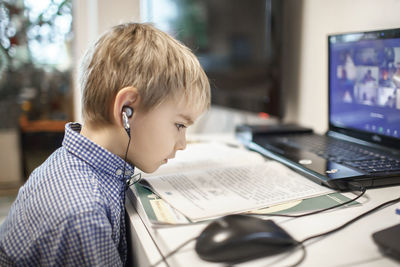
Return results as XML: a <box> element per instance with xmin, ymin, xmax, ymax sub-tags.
<box><xmin>149</xmin><ymin>237</ymin><xmax>197</xmax><ymax>267</ymax></box>
<box><xmin>248</xmin><ymin>183</ymin><xmax>366</xmax><ymax>219</ymax></box>
<box><xmin>287</xmin><ymin>242</ymin><xmax>307</xmax><ymax>267</ymax></box>
<box><xmin>290</xmin><ymin>195</ymin><xmax>400</xmax><ymax>267</ymax></box>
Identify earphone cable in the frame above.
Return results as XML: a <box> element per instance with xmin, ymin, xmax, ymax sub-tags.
<box><xmin>123</xmin><ymin>135</ymin><xmax>131</xmax><ymax>190</ymax></box>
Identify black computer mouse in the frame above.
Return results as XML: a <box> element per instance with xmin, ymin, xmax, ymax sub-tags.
<box><xmin>195</xmin><ymin>214</ymin><xmax>299</xmax><ymax>264</ymax></box>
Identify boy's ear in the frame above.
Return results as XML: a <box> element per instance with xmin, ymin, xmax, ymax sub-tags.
<box><xmin>112</xmin><ymin>86</ymin><xmax>140</xmax><ymax>125</ymax></box>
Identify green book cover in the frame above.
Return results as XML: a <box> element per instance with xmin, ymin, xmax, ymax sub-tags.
<box><xmin>133</xmin><ymin>184</ymin><xmax>359</xmax><ymax>225</ymax></box>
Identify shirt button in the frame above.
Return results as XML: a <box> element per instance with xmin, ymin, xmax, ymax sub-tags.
<box><xmin>116</xmin><ymin>169</ymin><xmax>123</xmax><ymax>176</ymax></box>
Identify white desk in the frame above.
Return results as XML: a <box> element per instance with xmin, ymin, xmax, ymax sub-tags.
<box><xmin>126</xmin><ymin>136</ymin><xmax>400</xmax><ymax>267</ymax></box>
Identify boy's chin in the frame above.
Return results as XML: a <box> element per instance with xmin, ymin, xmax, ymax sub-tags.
<box><xmin>139</xmin><ymin>163</ymin><xmax>162</xmax><ymax>174</ymax></box>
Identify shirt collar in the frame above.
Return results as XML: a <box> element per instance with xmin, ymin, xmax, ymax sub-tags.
<box><xmin>62</xmin><ymin>122</ymin><xmax>135</xmax><ymax>186</ymax></box>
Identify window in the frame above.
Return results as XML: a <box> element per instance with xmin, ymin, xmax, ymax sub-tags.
<box><xmin>0</xmin><ymin>0</ymin><xmax>73</xmax><ymax>128</ymax></box>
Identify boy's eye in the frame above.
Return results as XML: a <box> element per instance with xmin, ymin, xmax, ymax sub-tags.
<box><xmin>175</xmin><ymin>123</ymin><xmax>187</xmax><ymax>130</ymax></box>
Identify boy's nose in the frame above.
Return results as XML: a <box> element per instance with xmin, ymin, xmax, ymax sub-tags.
<box><xmin>175</xmin><ymin>135</ymin><xmax>187</xmax><ymax>151</ymax></box>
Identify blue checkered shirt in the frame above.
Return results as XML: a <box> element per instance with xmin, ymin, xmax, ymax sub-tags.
<box><xmin>0</xmin><ymin>122</ymin><xmax>135</xmax><ymax>266</ymax></box>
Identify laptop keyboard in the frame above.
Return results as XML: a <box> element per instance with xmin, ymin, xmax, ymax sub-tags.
<box><xmin>272</xmin><ymin>135</ymin><xmax>400</xmax><ymax>174</ymax></box>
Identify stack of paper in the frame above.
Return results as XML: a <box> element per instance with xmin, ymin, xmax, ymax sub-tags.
<box><xmin>132</xmin><ymin>141</ymin><xmax>335</xmax><ymax>222</ymax></box>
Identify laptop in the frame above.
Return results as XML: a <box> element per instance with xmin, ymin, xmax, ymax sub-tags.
<box><xmin>236</xmin><ymin>27</ymin><xmax>400</xmax><ymax>190</ymax></box>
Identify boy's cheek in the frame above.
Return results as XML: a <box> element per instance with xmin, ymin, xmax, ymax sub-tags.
<box><xmin>132</xmin><ymin>146</ymin><xmax>164</xmax><ymax>171</ymax></box>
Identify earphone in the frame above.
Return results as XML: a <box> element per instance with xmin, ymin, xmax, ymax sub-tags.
<box><xmin>121</xmin><ymin>105</ymin><xmax>142</xmax><ymax>188</ymax></box>
<box><xmin>122</xmin><ymin>106</ymin><xmax>133</xmax><ymax>137</ymax></box>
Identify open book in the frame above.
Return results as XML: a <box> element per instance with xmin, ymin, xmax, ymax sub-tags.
<box><xmin>138</xmin><ymin>141</ymin><xmax>334</xmax><ymax>221</ymax></box>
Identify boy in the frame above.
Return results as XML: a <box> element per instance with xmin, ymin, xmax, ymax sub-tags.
<box><xmin>0</xmin><ymin>23</ymin><xmax>210</xmax><ymax>266</ymax></box>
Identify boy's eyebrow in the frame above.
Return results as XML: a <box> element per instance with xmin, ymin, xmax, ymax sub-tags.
<box><xmin>178</xmin><ymin>114</ymin><xmax>194</xmax><ymax>125</ymax></box>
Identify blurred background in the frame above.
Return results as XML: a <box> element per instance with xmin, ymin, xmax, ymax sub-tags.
<box><xmin>0</xmin><ymin>0</ymin><xmax>399</xmax><ymax>208</ymax></box>
<box><xmin>0</xmin><ymin>0</ymin><xmax>73</xmax><ymax>197</ymax></box>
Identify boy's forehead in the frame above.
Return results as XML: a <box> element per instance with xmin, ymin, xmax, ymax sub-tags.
<box><xmin>173</xmin><ymin>96</ymin><xmax>205</xmax><ymax>121</ymax></box>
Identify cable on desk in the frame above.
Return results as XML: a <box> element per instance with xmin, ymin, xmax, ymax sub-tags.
<box><xmin>150</xmin><ymin>237</ymin><xmax>197</xmax><ymax>267</ymax></box>
<box><xmin>290</xmin><ymin>195</ymin><xmax>400</xmax><ymax>266</ymax></box>
<box><xmin>287</xmin><ymin>243</ymin><xmax>306</xmax><ymax>267</ymax></box>
<box><xmin>300</xmin><ymin>195</ymin><xmax>400</xmax><ymax>244</ymax></box>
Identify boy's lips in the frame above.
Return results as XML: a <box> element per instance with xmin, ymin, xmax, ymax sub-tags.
<box><xmin>163</xmin><ymin>157</ymin><xmax>175</xmax><ymax>163</ymax></box>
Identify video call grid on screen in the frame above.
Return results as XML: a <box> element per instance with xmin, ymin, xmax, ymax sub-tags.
<box><xmin>329</xmin><ymin>29</ymin><xmax>400</xmax><ymax>139</ymax></box>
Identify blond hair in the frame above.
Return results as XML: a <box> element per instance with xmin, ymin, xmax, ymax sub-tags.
<box><xmin>79</xmin><ymin>23</ymin><xmax>210</xmax><ymax>124</ymax></box>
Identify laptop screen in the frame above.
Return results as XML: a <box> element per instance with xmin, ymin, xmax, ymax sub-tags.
<box><xmin>329</xmin><ymin>28</ymin><xmax>400</xmax><ymax>143</ymax></box>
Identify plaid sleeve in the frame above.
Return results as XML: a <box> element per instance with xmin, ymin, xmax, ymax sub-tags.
<box><xmin>50</xmin><ymin>211</ymin><xmax>123</xmax><ymax>267</ymax></box>
<box><xmin>8</xmin><ymin>210</ymin><xmax>124</xmax><ymax>267</ymax></box>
